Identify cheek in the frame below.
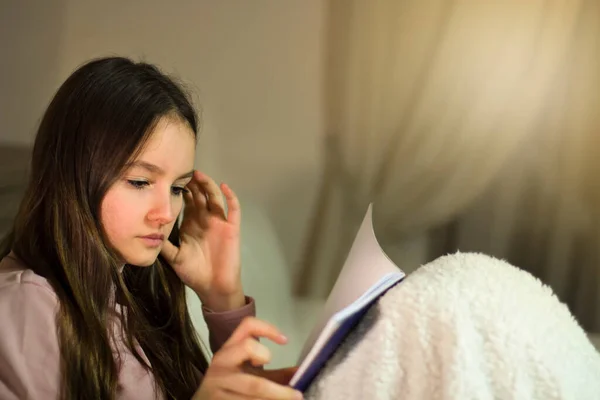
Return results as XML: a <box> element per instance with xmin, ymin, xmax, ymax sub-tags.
<box><xmin>167</xmin><ymin>198</ymin><xmax>183</xmax><ymax>229</ymax></box>
<box><xmin>173</xmin><ymin>198</ymin><xmax>184</xmax><ymax>217</ymax></box>
<box><xmin>100</xmin><ymin>187</ymin><xmax>142</xmax><ymax>245</ymax></box>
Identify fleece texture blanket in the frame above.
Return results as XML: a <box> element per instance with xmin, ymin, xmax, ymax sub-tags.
<box><xmin>305</xmin><ymin>252</ymin><xmax>600</xmax><ymax>400</ymax></box>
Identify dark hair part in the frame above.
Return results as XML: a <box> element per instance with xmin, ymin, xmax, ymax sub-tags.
<box><xmin>0</xmin><ymin>56</ymin><xmax>208</xmax><ymax>399</ymax></box>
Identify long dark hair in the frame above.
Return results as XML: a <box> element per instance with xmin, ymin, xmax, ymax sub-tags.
<box><xmin>0</xmin><ymin>57</ymin><xmax>208</xmax><ymax>399</ymax></box>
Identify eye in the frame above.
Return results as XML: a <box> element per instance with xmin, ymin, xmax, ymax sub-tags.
<box><xmin>127</xmin><ymin>180</ymin><xmax>149</xmax><ymax>190</ymax></box>
<box><xmin>171</xmin><ymin>186</ymin><xmax>189</xmax><ymax>196</ymax></box>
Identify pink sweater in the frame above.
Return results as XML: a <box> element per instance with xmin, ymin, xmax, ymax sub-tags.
<box><xmin>0</xmin><ymin>253</ymin><xmax>255</xmax><ymax>399</ymax></box>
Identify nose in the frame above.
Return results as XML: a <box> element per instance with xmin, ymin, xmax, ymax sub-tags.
<box><xmin>147</xmin><ymin>190</ymin><xmax>177</xmax><ymax>225</ymax></box>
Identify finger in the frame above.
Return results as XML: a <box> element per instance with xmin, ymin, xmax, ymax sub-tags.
<box><xmin>212</xmin><ymin>337</ymin><xmax>272</xmax><ymax>368</ymax></box>
<box><xmin>187</xmin><ymin>175</ymin><xmax>211</xmax><ymax>215</ymax></box>
<box><xmin>160</xmin><ymin>239</ymin><xmax>179</xmax><ymax>265</ymax></box>
<box><xmin>222</xmin><ymin>372</ymin><xmax>303</xmax><ymax>400</ymax></box>
<box><xmin>211</xmin><ymin>390</ymin><xmax>253</xmax><ymax>400</ymax></box>
<box><xmin>223</xmin><ymin>317</ymin><xmax>288</xmax><ymax>348</ymax></box>
<box><xmin>181</xmin><ymin>188</ymin><xmax>208</xmax><ymax>231</ymax></box>
<box><xmin>195</xmin><ymin>171</ymin><xmax>226</xmax><ymax>218</ymax></box>
<box><xmin>221</xmin><ymin>183</ymin><xmax>241</xmax><ymax>226</ymax></box>
<box><xmin>183</xmin><ymin>186</ymin><xmax>202</xmax><ymax>211</ymax></box>
<box><xmin>257</xmin><ymin>367</ymin><xmax>299</xmax><ymax>385</ymax></box>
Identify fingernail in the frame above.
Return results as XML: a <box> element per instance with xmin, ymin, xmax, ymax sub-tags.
<box><xmin>279</xmin><ymin>334</ymin><xmax>289</xmax><ymax>343</ymax></box>
<box><xmin>294</xmin><ymin>391</ymin><xmax>304</xmax><ymax>400</ymax></box>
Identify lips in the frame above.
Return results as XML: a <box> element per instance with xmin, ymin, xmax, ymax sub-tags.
<box><xmin>141</xmin><ymin>234</ymin><xmax>165</xmax><ymax>240</ymax></box>
<box><xmin>139</xmin><ymin>234</ymin><xmax>165</xmax><ymax>247</ymax></box>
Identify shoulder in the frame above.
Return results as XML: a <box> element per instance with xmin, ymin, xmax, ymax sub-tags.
<box><xmin>0</xmin><ymin>253</ymin><xmax>61</xmax><ymax>398</ymax></box>
<box><xmin>0</xmin><ymin>253</ymin><xmax>59</xmax><ymax>319</ymax></box>
<box><xmin>0</xmin><ymin>252</ymin><xmax>56</xmax><ymax>292</ymax></box>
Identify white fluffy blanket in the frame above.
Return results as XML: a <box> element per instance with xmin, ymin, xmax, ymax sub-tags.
<box><xmin>305</xmin><ymin>252</ymin><xmax>600</xmax><ymax>399</ymax></box>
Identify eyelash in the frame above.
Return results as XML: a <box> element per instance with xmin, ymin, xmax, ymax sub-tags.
<box><xmin>127</xmin><ymin>180</ymin><xmax>149</xmax><ymax>190</ymax></box>
<box><xmin>171</xmin><ymin>186</ymin><xmax>189</xmax><ymax>196</ymax></box>
<box><xmin>127</xmin><ymin>180</ymin><xmax>189</xmax><ymax>196</ymax></box>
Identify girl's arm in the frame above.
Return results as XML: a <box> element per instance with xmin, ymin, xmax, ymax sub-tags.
<box><xmin>201</xmin><ymin>295</ymin><xmax>256</xmax><ymax>354</ymax></box>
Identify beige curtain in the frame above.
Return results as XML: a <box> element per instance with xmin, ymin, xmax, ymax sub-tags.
<box><xmin>433</xmin><ymin>0</ymin><xmax>600</xmax><ymax>331</ymax></box>
<box><xmin>296</xmin><ymin>0</ymin><xmax>593</xmax><ymax>300</ymax></box>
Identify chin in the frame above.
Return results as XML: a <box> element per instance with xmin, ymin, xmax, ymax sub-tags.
<box><xmin>124</xmin><ymin>251</ymin><xmax>160</xmax><ymax>267</ymax></box>
<box><xmin>133</xmin><ymin>259</ymin><xmax>157</xmax><ymax>267</ymax></box>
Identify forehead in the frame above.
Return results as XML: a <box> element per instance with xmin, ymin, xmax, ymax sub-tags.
<box><xmin>136</xmin><ymin>117</ymin><xmax>196</xmax><ymax>172</ymax></box>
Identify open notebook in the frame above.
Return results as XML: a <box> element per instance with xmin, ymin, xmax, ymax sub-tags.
<box><xmin>289</xmin><ymin>204</ymin><xmax>405</xmax><ymax>391</ymax></box>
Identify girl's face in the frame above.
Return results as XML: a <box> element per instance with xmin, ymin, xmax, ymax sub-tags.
<box><xmin>101</xmin><ymin>117</ymin><xmax>196</xmax><ymax>266</ymax></box>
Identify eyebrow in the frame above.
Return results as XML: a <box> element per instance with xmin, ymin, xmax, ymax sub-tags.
<box><xmin>127</xmin><ymin>161</ymin><xmax>194</xmax><ymax>180</ymax></box>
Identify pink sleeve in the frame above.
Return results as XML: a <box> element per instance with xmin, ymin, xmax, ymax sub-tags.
<box><xmin>202</xmin><ymin>296</ymin><xmax>256</xmax><ymax>353</ymax></box>
<box><xmin>0</xmin><ymin>282</ymin><xmax>61</xmax><ymax>399</ymax></box>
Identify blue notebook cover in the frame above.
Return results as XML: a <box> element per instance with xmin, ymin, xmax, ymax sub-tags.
<box><xmin>291</xmin><ymin>278</ymin><xmax>403</xmax><ymax>391</ymax></box>
<box><xmin>289</xmin><ymin>204</ymin><xmax>405</xmax><ymax>392</ymax></box>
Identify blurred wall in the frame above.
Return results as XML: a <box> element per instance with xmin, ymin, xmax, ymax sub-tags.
<box><xmin>0</xmin><ymin>0</ymin><xmax>66</xmax><ymax>147</ymax></box>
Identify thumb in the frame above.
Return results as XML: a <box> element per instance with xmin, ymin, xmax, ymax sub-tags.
<box><xmin>160</xmin><ymin>239</ymin><xmax>179</xmax><ymax>265</ymax></box>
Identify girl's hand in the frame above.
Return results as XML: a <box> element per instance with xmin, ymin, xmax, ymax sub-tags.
<box><xmin>161</xmin><ymin>171</ymin><xmax>245</xmax><ymax>311</ymax></box>
<box><xmin>192</xmin><ymin>317</ymin><xmax>303</xmax><ymax>400</ymax></box>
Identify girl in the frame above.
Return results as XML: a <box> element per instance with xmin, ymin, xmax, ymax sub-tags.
<box><xmin>0</xmin><ymin>57</ymin><xmax>303</xmax><ymax>400</ymax></box>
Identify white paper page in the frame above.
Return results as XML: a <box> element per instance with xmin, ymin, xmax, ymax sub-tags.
<box><xmin>297</xmin><ymin>203</ymin><xmax>401</xmax><ymax>362</ymax></box>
